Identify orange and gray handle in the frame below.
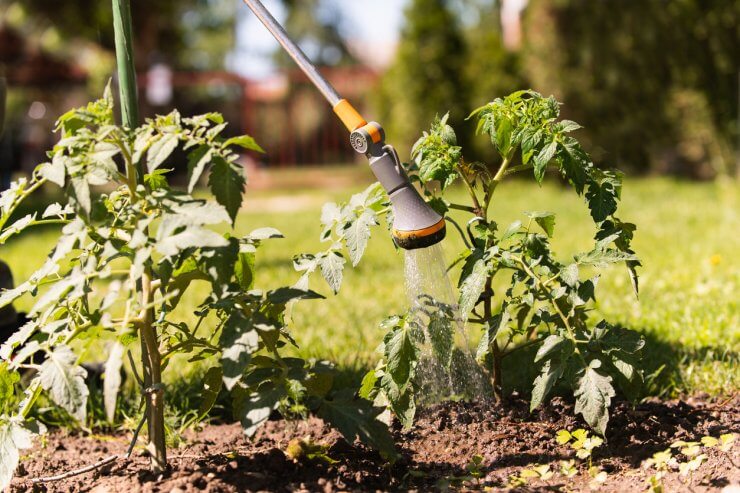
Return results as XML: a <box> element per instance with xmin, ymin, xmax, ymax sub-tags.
<box><xmin>241</xmin><ymin>0</ymin><xmax>445</xmax><ymax>249</ymax></box>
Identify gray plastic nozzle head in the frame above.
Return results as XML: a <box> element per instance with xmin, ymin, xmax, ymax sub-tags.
<box><xmin>369</xmin><ymin>150</ymin><xmax>446</xmax><ymax>250</ymax></box>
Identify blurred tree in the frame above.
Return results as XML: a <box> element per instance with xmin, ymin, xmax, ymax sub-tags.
<box><xmin>278</xmin><ymin>0</ymin><xmax>354</xmax><ymax>67</ymax></box>
<box><xmin>463</xmin><ymin>1</ymin><xmax>526</xmax><ymax>160</ymax></box>
<box><xmin>465</xmin><ymin>2</ymin><xmax>524</xmax><ymax>104</ymax></box>
<box><xmin>523</xmin><ymin>0</ymin><xmax>739</xmax><ymax>177</ymax></box>
<box><xmin>377</xmin><ymin>0</ymin><xmax>469</xmax><ymax>154</ymax></box>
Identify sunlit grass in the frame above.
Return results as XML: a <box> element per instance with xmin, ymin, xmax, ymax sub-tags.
<box><xmin>2</xmin><ymin>176</ymin><xmax>737</xmax><ymax>399</ymax></box>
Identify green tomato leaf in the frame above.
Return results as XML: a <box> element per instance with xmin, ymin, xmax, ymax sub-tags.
<box><xmin>39</xmin><ymin>345</ymin><xmax>89</xmax><ymax>422</ymax></box>
<box><xmin>459</xmin><ymin>257</ymin><xmax>488</xmax><ymax>316</ymax></box>
<box><xmin>317</xmin><ymin>389</ymin><xmax>397</xmax><ymax>462</ymax></box>
<box><xmin>531</xmin><ymin>359</ymin><xmax>564</xmax><ymax>411</ymax></box>
<box><xmin>574</xmin><ymin>360</ymin><xmax>615</xmax><ymax>436</ymax></box>
<box><xmin>186</xmin><ymin>146</ymin><xmax>213</xmax><ymax>193</ymax></box>
<box><xmin>234</xmin><ymin>387</ymin><xmax>284</xmax><ymax>437</ymax></box>
<box><xmin>208</xmin><ymin>157</ymin><xmax>246</xmax><ymax>224</ymax></box>
<box><xmin>344</xmin><ymin>209</ymin><xmax>377</xmax><ymax>266</ymax></box>
<box><xmin>525</xmin><ymin>211</ymin><xmax>556</xmax><ymax>238</ymax></box>
<box><xmin>384</xmin><ymin>320</ymin><xmax>418</xmax><ymax>387</ymax></box>
<box><xmin>318</xmin><ymin>251</ymin><xmax>345</xmax><ymax>294</ymax></box>
<box><xmin>267</xmin><ymin>287</ymin><xmax>324</xmax><ymax>305</ymax></box>
<box><xmin>428</xmin><ymin>312</ymin><xmax>454</xmax><ymax>369</ymax></box>
<box><xmin>103</xmin><ymin>342</ymin><xmax>124</xmax><ymax>423</ymax></box>
<box><xmin>224</xmin><ymin>135</ymin><xmax>265</xmax><ymax>153</ymax></box>
<box><xmin>197</xmin><ymin>367</ymin><xmax>224</xmax><ymax>420</ymax></box>
<box><xmin>235</xmin><ymin>251</ymin><xmax>256</xmax><ymax>291</ymax></box>
<box><xmin>533</xmin><ymin>139</ymin><xmax>558</xmax><ymax>183</ymax></box>
<box><xmin>535</xmin><ymin>334</ymin><xmax>569</xmax><ymax>363</ymax></box>
<box><xmin>147</xmin><ymin>133</ymin><xmax>179</xmax><ymax>173</ymax></box>
<box><xmin>0</xmin><ymin>419</ymin><xmax>39</xmax><ymax>491</ymax></box>
<box><xmin>220</xmin><ymin>323</ymin><xmax>259</xmax><ymax>392</ymax></box>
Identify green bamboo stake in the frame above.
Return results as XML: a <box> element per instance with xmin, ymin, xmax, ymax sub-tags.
<box><xmin>111</xmin><ymin>0</ymin><xmax>139</xmax><ymax>129</ymax></box>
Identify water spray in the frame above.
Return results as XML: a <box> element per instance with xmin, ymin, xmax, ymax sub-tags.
<box><xmin>242</xmin><ymin>0</ymin><xmax>446</xmax><ymax>250</ymax></box>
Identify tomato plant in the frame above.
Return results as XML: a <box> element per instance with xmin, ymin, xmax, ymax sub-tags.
<box><xmin>0</xmin><ymin>88</ymin><xmax>396</xmax><ymax>489</ymax></box>
<box><xmin>307</xmin><ymin>91</ymin><xmax>645</xmax><ymax>436</ymax></box>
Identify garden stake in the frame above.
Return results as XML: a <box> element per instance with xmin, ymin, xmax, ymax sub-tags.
<box><xmin>242</xmin><ymin>0</ymin><xmax>446</xmax><ymax>249</ymax></box>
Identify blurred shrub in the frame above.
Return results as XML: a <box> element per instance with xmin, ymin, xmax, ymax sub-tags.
<box><xmin>522</xmin><ymin>0</ymin><xmax>738</xmax><ymax>177</ymax></box>
<box><xmin>376</xmin><ymin>0</ymin><xmax>469</xmax><ymax>156</ymax></box>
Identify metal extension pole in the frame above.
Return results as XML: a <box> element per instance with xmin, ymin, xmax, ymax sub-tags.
<box><xmin>241</xmin><ymin>0</ymin><xmax>342</xmax><ymax>107</ymax></box>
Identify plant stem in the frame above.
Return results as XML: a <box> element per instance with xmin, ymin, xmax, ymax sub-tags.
<box><xmin>456</xmin><ymin>167</ymin><xmax>483</xmax><ymax>215</ymax></box>
<box><xmin>483</xmin><ymin>277</ymin><xmax>504</xmax><ymax>401</ymax></box>
<box><xmin>511</xmin><ymin>254</ymin><xmax>586</xmax><ymax>365</ymax></box>
<box><xmin>139</xmin><ymin>271</ymin><xmax>166</xmax><ymax>472</ymax></box>
<box><xmin>484</xmin><ymin>156</ymin><xmax>511</xmax><ymax>212</ymax></box>
<box><xmin>112</xmin><ymin>0</ymin><xmax>166</xmax><ymax>473</ymax></box>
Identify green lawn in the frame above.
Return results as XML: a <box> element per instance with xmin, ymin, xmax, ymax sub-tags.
<box><xmin>2</xmin><ymin>175</ymin><xmax>738</xmax><ymax>399</ymax></box>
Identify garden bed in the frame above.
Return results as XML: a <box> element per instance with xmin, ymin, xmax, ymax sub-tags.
<box><xmin>10</xmin><ymin>396</ymin><xmax>738</xmax><ymax>492</ymax></box>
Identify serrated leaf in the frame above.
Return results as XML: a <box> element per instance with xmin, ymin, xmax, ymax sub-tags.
<box><xmin>147</xmin><ymin>133</ymin><xmax>179</xmax><ymax>173</ymax></box>
<box><xmin>155</xmin><ymin>227</ymin><xmax>229</xmax><ymax>257</ymax></box>
<box><xmin>235</xmin><ymin>387</ymin><xmax>283</xmax><ymax>436</ymax></box>
<box><xmin>39</xmin><ymin>345</ymin><xmax>89</xmax><ymax>421</ymax></box>
<box><xmin>535</xmin><ymin>334</ymin><xmax>568</xmax><ymax>363</ymax></box>
<box><xmin>220</xmin><ymin>315</ymin><xmax>259</xmax><ymax>391</ymax></box>
<box><xmin>384</xmin><ymin>321</ymin><xmax>418</xmax><ymax>387</ymax></box>
<box><xmin>70</xmin><ymin>176</ymin><xmax>91</xmax><ymax>214</ymax></box>
<box><xmin>319</xmin><ymin>252</ymin><xmax>345</xmax><ymax>294</ymax></box>
<box><xmin>531</xmin><ymin>359</ymin><xmax>564</xmax><ymax>411</ymax></box>
<box><xmin>574</xmin><ymin>361</ymin><xmax>615</xmax><ymax>435</ymax></box>
<box><xmin>235</xmin><ymin>251</ymin><xmax>255</xmax><ymax>291</ymax></box>
<box><xmin>576</xmin><ymin>247</ymin><xmax>638</xmax><ymax>267</ymax></box>
<box><xmin>525</xmin><ymin>211</ymin><xmax>556</xmax><ymax>238</ymax></box>
<box><xmin>459</xmin><ymin>257</ymin><xmax>488</xmax><ymax>316</ymax></box>
<box><xmin>359</xmin><ymin>370</ymin><xmax>379</xmax><ymax>400</ymax></box>
<box><xmin>224</xmin><ymin>135</ymin><xmax>264</xmax><ymax>153</ymax></box>
<box><xmin>560</xmin><ymin>263</ymin><xmax>579</xmax><ymax>287</ymax></box>
<box><xmin>557</xmin><ymin>120</ymin><xmax>582</xmax><ymax>133</ymax></box>
<box><xmin>103</xmin><ymin>342</ymin><xmax>124</xmax><ymax>422</ymax></box>
<box><xmin>556</xmin><ymin>430</ymin><xmax>572</xmax><ymax>445</ymax></box>
<box><xmin>534</xmin><ymin>139</ymin><xmax>558</xmax><ymax>183</ymax></box>
<box><xmin>500</xmin><ymin>221</ymin><xmax>522</xmax><ymax>241</ymax></box>
<box><xmin>208</xmin><ymin>157</ymin><xmax>245</xmax><ymax>224</ymax></box>
<box><xmin>428</xmin><ymin>312</ymin><xmax>454</xmax><ymax>369</ymax></box>
<box><xmin>585</xmin><ymin>179</ymin><xmax>618</xmax><ymax>223</ymax></box>
<box><xmin>247</xmin><ymin>227</ymin><xmax>283</xmax><ymax>241</ymax></box>
<box><xmin>317</xmin><ymin>389</ymin><xmax>397</xmax><ymax>461</ymax></box>
<box><xmin>38</xmin><ymin>159</ymin><xmax>66</xmax><ymax>187</ymax></box>
<box><xmin>0</xmin><ymin>363</ymin><xmax>19</xmax><ymax>407</ymax></box>
<box><xmin>267</xmin><ymin>287</ymin><xmax>324</xmax><ymax>304</ymax></box>
<box><xmin>197</xmin><ymin>367</ymin><xmax>223</xmax><ymax>420</ymax></box>
<box><xmin>344</xmin><ymin>209</ymin><xmax>377</xmax><ymax>266</ymax></box>
<box><xmin>0</xmin><ymin>420</ymin><xmax>37</xmax><ymax>491</ymax></box>
<box><xmin>187</xmin><ymin>146</ymin><xmax>213</xmax><ymax>192</ymax></box>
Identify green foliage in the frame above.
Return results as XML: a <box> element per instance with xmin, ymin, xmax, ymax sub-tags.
<box><xmin>313</xmin><ymin>90</ymin><xmax>644</xmax><ymax>435</ymax></box>
<box><xmin>523</xmin><ymin>0</ymin><xmax>738</xmax><ymax>176</ymax></box>
<box><xmin>293</xmin><ymin>184</ymin><xmax>387</xmax><ymax>293</ymax></box>
<box><xmin>377</xmin><ymin>0</ymin><xmax>469</xmax><ymax>152</ymax></box>
<box><xmin>0</xmin><ymin>89</ymin><xmax>395</xmax><ymax>487</ymax></box>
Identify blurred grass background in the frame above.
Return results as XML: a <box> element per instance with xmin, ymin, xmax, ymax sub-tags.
<box><xmin>3</xmin><ymin>167</ymin><xmax>738</xmax><ymax>401</ymax></box>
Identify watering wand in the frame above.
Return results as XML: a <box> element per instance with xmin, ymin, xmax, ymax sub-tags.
<box><xmin>241</xmin><ymin>0</ymin><xmax>446</xmax><ymax>249</ymax></box>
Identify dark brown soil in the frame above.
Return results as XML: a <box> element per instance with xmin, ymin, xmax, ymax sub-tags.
<box><xmin>10</xmin><ymin>395</ymin><xmax>739</xmax><ymax>493</ymax></box>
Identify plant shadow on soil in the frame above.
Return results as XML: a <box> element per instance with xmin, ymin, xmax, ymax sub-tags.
<box><xmin>12</xmin><ymin>394</ymin><xmax>738</xmax><ymax>492</ymax></box>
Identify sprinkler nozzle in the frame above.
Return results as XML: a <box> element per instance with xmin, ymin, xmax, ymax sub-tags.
<box><xmin>368</xmin><ymin>142</ymin><xmax>446</xmax><ymax>250</ymax></box>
